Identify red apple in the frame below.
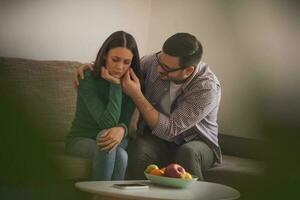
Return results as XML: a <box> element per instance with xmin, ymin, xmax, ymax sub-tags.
<box><xmin>165</xmin><ymin>163</ymin><xmax>186</xmax><ymax>178</ymax></box>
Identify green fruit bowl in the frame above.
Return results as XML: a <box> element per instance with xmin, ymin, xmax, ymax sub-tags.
<box><xmin>144</xmin><ymin>172</ymin><xmax>198</xmax><ymax>188</ymax></box>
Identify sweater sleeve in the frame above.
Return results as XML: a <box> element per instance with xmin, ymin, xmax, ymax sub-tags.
<box><xmin>78</xmin><ymin>72</ymin><xmax>123</xmax><ymax>129</ymax></box>
<box><xmin>118</xmin><ymin>96</ymin><xmax>136</xmax><ymax>136</ymax></box>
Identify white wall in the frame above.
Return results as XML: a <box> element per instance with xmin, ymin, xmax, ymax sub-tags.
<box><xmin>0</xmin><ymin>0</ymin><xmax>152</xmax><ymax>61</ymax></box>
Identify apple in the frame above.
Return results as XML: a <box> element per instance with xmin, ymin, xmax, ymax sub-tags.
<box><xmin>145</xmin><ymin>164</ymin><xmax>159</xmax><ymax>173</ymax></box>
<box><xmin>164</xmin><ymin>163</ymin><xmax>186</xmax><ymax>178</ymax></box>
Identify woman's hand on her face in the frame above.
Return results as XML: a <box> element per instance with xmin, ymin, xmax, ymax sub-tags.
<box><xmin>97</xmin><ymin>127</ymin><xmax>125</xmax><ymax>152</ymax></box>
<box><xmin>101</xmin><ymin>67</ymin><xmax>121</xmax><ymax>84</ymax></box>
<box><xmin>73</xmin><ymin>63</ymin><xmax>94</xmax><ymax>90</ymax></box>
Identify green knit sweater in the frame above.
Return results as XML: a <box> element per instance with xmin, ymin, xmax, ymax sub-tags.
<box><xmin>66</xmin><ymin>71</ymin><xmax>135</xmax><ymax>141</ymax></box>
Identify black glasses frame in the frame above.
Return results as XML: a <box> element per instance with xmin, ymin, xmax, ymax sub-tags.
<box><xmin>155</xmin><ymin>52</ymin><xmax>189</xmax><ymax>73</ymax></box>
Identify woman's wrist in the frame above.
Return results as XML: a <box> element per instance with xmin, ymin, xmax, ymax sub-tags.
<box><xmin>117</xmin><ymin>123</ymin><xmax>127</xmax><ymax>136</ymax></box>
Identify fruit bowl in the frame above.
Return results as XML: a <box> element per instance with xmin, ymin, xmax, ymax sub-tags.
<box><xmin>144</xmin><ymin>172</ymin><xmax>198</xmax><ymax>188</ymax></box>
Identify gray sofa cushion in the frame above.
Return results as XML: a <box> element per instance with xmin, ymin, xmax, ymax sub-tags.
<box><xmin>204</xmin><ymin>155</ymin><xmax>264</xmax><ymax>193</ymax></box>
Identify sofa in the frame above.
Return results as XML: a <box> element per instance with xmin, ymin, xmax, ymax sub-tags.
<box><xmin>0</xmin><ymin>57</ymin><xmax>263</xmax><ymax>198</ymax></box>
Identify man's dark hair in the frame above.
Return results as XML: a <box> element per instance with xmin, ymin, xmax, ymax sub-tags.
<box><xmin>162</xmin><ymin>33</ymin><xmax>203</xmax><ymax>67</ymax></box>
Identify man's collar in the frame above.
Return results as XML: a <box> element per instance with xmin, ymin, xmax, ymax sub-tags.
<box><xmin>180</xmin><ymin>61</ymin><xmax>203</xmax><ymax>91</ymax></box>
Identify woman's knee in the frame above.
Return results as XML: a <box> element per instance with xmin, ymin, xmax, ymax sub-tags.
<box><xmin>116</xmin><ymin>147</ymin><xmax>128</xmax><ymax>164</ymax></box>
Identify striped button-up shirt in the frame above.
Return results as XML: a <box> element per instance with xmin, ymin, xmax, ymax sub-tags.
<box><xmin>138</xmin><ymin>53</ymin><xmax>222</xmax><ymax>163</ymax></box>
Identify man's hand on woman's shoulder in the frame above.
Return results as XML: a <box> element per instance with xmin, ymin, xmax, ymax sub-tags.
<box><xmin>73</xmin><ymin>62</ymin><xmax>94</xmax><ymax>90</ymax></box>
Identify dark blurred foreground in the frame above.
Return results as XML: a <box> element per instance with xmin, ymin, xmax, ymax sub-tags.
<box><xmin>0</xmin><ymin>68</ymin><xmax>89</xmax><ymax>200</ymax></box>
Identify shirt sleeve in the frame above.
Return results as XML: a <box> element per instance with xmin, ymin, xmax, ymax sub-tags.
<box><xmin>151</xmin><ymin>84</ymin><xmax>220</xmax><ymax>141</ymax></box>
<box><xmin>78</xmin><ymin>73</ymin><xmax>123</xmax><ymax>129</ymax></box>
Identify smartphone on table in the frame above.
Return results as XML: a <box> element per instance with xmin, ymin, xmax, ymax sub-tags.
<box><xmin>113</xmin><ymin>183</ymin><xmax>149</xmax><ymax>189</ymax></box>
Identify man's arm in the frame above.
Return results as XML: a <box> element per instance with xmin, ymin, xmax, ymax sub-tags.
<box><xmin>131</xmin><ymin>89</ymin><xmax>159</xmax><ymax>129</ymax></box>
<box><xmin>122</xmin><ymin>69</ymin><xmax>220</xmax><ymax>141</ymax></box>
<box><xmin>151</xmin><ymin>86</ymin><xmax>219</xmax><ymax>140</ymax></box>
<box><xmin>121</xmin><ymin>69</ymin><xmax>159</xmax><ymax>129</ymax></box>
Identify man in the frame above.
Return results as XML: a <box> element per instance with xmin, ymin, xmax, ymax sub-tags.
<box><xmin>76</xmin><ymin>33</ymin><xmax>221</xmax><ymax>180</ymax></box>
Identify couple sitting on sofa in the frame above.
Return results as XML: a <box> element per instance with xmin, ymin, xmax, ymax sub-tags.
<box><xmin>65</xmin><ymin>31</ymin><xmax>221</xmax><ymax>181</ymax></box>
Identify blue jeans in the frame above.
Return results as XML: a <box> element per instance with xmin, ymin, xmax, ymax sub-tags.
<box><xmin>65</xmin><ymin>130</ymin><xmax>128</xmax><ymax>181</ymax></box>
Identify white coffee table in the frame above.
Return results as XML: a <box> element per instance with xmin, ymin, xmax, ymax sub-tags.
<box><xmin>75</xmin><ymin>180</ymin><xmax>240</xmax><ymax>200</ymax></box>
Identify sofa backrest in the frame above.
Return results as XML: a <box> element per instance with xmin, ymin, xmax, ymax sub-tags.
<box><xmin>1</xmin><ymin>57</ymin><xmax>81</xmax><ymax>143</ymax></box>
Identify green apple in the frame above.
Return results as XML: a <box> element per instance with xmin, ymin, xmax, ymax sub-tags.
<box><xmin>145</xmin><ymin>164</ymin><xmax>159</xmax><ymax>173</ymax></box>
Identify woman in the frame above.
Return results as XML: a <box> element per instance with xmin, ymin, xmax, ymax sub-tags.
<box><xmin>65</xmin><ymin>31</ymin><xmax>140</xmax><ymax>180</ymax></box>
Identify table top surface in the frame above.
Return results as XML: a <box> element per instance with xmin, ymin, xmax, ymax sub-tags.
<box><xmin>75</xmin><ymin>180</ymin><xmax>240</xmax><ymax>200</ymax></box>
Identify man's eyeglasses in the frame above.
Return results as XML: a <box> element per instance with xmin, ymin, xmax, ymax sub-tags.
<box><xmin>155</xmin><ymin>52</ymin><xmax>188</xmax><ymax>73</ymax></box>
